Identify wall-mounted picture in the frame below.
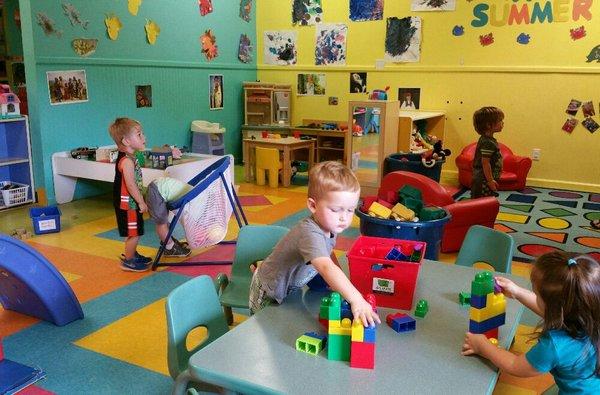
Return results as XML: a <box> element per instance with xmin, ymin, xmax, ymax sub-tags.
<box><xmin>350</xmin><ymin>72</ymin><xmax>367</xmax><ymax>93</ymax></box>
<box><xmin>47</xmin><ymin>70</ymin><xmax>88</xmax><ymax>105</ymax></box>
<box><xmin>398</xmin><ymin>87</ymin><xmax>421</xmax><ymax>109</ymax></box>
<box><xmin>385</xmin><ymin>16</ymin><xmax>422</xmax><ymax>63</ymax></box>
<box><xmin>411</xmin><ymin>0</ymin><xmax>456</xmax><ymax>11</ymax></box>
<box><xmin>297</xmin><ymin>73</ymin><xmax>326</xmax><ymax>95</ymax></box>
<box><xmin>209</xmin><ymin>74</ymin><xmax>224</xmax><ymax>110</ymax></box>
<box><xmin>136</xmin><ymin>85</ymin><xmax>152</xmax><ymax>108</ymax></box>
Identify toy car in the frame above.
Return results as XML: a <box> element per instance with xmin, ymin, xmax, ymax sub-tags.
<box><xmin>70</xmin><ymin>147</ymin><xmax>97</xmax><ymax>160</ymax></box>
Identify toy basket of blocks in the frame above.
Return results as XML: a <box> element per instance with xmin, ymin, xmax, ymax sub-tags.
<box><xmin>0</xmin><ymin>181</ymin><xmax>30</xmax><ymax>207</ymax></box>
<box><xmin>356</xmin><ymin>184</ymin><xmax>450</xmax><ymax>261</ymax></box>
<box><xmin>384</xmin><ymin>153</ymin><xmax>445</xmax><ymax>183</ymax></box>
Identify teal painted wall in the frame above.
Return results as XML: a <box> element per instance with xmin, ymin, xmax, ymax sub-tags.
<box><xmin>22</xmin><ymin>0</ymin><xmax>256</xmax><ymax>204</ymax></box>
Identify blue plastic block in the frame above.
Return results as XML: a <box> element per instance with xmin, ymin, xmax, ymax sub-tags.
<box><xmin>385</xmin><ymin>247</ymin><xmax>408</xmax><ymax>261</ymax></box>
<box><xmin>390</xmin><ymin>315</ymin><xmax>416</xmax><ymax>333</ymax></box>
<box><xmin>341</xmin><ymin>300</ymin><xmax>353</xmax><ymax>320</ymax></box>
<box><xmin>305</xmin><ymin>331</ymin><xmax>327</xmax><ymax>345</ymax></box>
<box><xmin>469</xmin><ymin>313</ymin><xmax>506</xmax><ymax>334</ymax></box>
<box><xmin>363</xmin><ymin>324</ymin><xmax>376</xmax><ymax>343</ymax></box>
<box><xmin>470</xmin><ymin>294</ymin><xmax>487</xmax><ymax>309</ymax></box>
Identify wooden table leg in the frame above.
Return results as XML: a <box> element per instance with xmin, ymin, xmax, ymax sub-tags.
<box><xmin>282</xmin><ymin>147</ymin><xmax>291</xmax><ymax>187</ymax></box>
<box><xmin>307</xmin><ymin>142</ymin><xmax>315</xmax><ymax>170</ymax></box>
<box><xmin>243</xmin><ymin>142</ymin><xmax>251</xmax><ymax>182</ymax></box>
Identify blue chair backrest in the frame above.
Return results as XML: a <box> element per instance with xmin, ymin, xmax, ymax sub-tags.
<box><xmin>165</xmin><ymin>275</ymin><xmax>229</xmax><ymax>379</ymax></box>
<box><xmin>230</xmin><ymin>225</ymin><xmax>289</xmax><ymax>278</ymax></box>
<box><xmin>455</xmin><ymin>225</ymin><xmax>514</xmax><ymax>273</ymax></box>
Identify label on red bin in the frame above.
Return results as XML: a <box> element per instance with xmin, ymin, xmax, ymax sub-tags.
<box><xmin>372</xmin><ymin>277</ymin><xmax>394</xmax><ymax>295</ymax></box>
<box><xmin>38</xmin><ymin>219</ymin><xmax>57</xmax><ymax>231</ymax></box>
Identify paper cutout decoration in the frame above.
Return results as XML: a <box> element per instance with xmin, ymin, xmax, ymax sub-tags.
<box><xmin>315</xmin><ymin>24</ymin><xmax>347</xmax><ymax>65</ymax></box>
<box><xmin>36</xmin><ymin>13</ymin><xmax>63</xmax><ymax>38</ymax></box>
<box><xmin>136</xmin><ymin>85</ymin><xmax>152</xmax><ymax>108</ymax></box>
<box><xmin>452</xmin><ymin>25</ymin><xmax>464</xmax><ymax>36</ymax></box>
<box><xmin>240</xmin><ymin>0</ymin><xmax>252</xmax><ymax>22</ymax></box>
<box><xmin>105</xmin><ymin>14</ymin><xmax>122</xmax><ymax>40</ymax></box>
<box><xmin>62</xmin><ymin>3</ymin><xmax>89</xmax><ymax>29</ymax></box>
<box><xmin>570</xmin><ymin>26</ymin><xmax>586</xmax><ymax>40</ymax></box>
<box><xmin>562</xmin><ymin>118</ymin><xmax>578</xmax><ymax>133</ymax></box>
<box><xmin>582</xmin><ymin>117</ymin><xmax>599</xmax><ymax>133</ymax></box>
<box><xmin>238</xmin><ymin>34</ymin><xmax>252</xmax><ymax>63</ymax></box>
<box><xmin>479</xmin><ymin>33</ymin><xmax>494</xmax><ymax>46</ymax></box>
<box><xmin>145</xmin><ymin>20</ymin><xmax>160</xmax><ymax>44</ymax></box>
<box><xmin>581</xmin><ymin>101</ymin><xmax>595</xmax><ymax>117</ymax></box>
<box><xmin>385</xmin><ymin>17</ymin><xmax>421</xmax><ymax>63</ymax></box>
<box><xmin>411</xmin><ymin>0</ymin><xmax>456</xmax><ymax>11</ymax></box>
<box><xmin>298</xmin><ymin>73</ymin><xmax>326</xmax><ymax>96</ymax></box>
<box><xmin>264</xmin><ymin>31</ymin><xmax>297</xmax><ymax>65</ymax></box>
<box><xmin>517</xmin><ymin>33</ymin><xmax>530</xmax><ymax>45</ymax></box>
<box><xmin>199</xmin><ymin>0</ymin><xmax>213</xmax><ymax>16</ymax></box>
<box><xmin>566</xmin><ymin>99</ymin><xmax>581</xmax><ymax>116</ymax></box>
<box><xmin>200</xmin><ymin>30</ymin><xmax>218</xmax><ymax>61</ymax></box>
<box><xmin>72</xmin><ymin>38</ymin><xmax>98</xmax><ymax>57</ymax></box>
<box><xmin>350</xmin><ymin>72</ymin><xmax>367</xmax><ymax>93</ymax></box>
<box><xmin>292</xmin><ymin>0</ymin><xmax>322</xmax><ymax>25</ymax></box>
<box><xmin>128</xmin><ymin>0</ymin><xmax>143</xmax><ymax>16</ymax></box>
<box><xmin>586</xmin><ymin>45</ymin><xmax>600</xmax><ymax>62</ymax></box>
<box><xmin>350</xmin><ymin>0</ymin><xmax>384</xmax><ymax>22</ymax></box>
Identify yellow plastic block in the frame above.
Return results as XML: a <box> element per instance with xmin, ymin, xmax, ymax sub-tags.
<box><xmin>351</xmin><ymin>320</ymin><xmax>364</xmax><ymax>342</ymax></box>
<box><xmin>391</xmin><ymin>203</ymin><xmax>415</xmax><ymax>221</ymax></box>
<box><xmin>329</xmin><ymin>318</ymin><xmax>352</xmax><ymax>336</ymax></box>
<box><xmin>469</xmin><ymin>293</ymin><xmax>506</xmax><ymax>322</ymax></box>
<box><xmin>367</xmin><ymin>202</ymin><xmax>392</xmax><ymax>219</ymax></box>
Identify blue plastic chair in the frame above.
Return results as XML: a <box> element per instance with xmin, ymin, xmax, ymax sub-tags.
<box><xmin>215</xmin><ymin>225</ymin><xmax>289</xmax><ymax>324</ymax></box>
<box><xmin>455</xmin><ymin>225</ymin><xmax>514</xmax><ymax>273</ymax></box>
<box><xmin>166</xmin><ymin>275</ymin><xmax>229</xmax><ymax>395</ymax></box>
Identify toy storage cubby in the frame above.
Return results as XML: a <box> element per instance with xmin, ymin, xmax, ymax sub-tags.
<box><xmin>243</xmin><ymin>82</ymin><xmax>292</xmax><ymax>126</ymax></box>
<box><xmin>398</xmin><ymin>110</ymin><xmax>446</xmax><ymax>153</ymax></box>
<box><xmin>0</xmin><ymin>116</ymin><xmax>35</xmax><ymax>209</ymax></box>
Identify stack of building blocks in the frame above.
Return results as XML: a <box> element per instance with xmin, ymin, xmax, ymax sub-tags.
<box><xmin>386</xmin><ymin>313</ymin><xmax>416</xmax><ymax>333</ymax></box>
<box><xmin>414</xmin><ymin>299</ymin><xmax>428</xmax><ymax>318</ymax></box>
<box><xmin>469</xmin><ymin>271</ymin><xmax>506</xmax><ymax>340</ymax></box>
<box><xmin>296</xmin><ymin>332</ymin><xmax>327</xmax><ymax>355</ymax></box>
<box><xmin>364</xmin><ymin>184</ymin><xmax>445</xmax><ymax>222</ymax></box>
<box><xmin>459</xmin><ymin>291</ymin><xmax>471</xmax><ymax>306</ymax></box>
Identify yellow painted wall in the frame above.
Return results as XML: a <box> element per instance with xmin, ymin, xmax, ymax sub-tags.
<box><xmin>256</xmin><ymin>0</ymin><xmax>600</xmax><ymax>191</ymax></box>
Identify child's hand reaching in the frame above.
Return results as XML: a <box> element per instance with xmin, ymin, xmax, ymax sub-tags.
<box><xmin>350</xmin><ymin>297</ymin><xmax>381</xmax><ymax>327</ymax></box>
<box><xmin>461</xmin><ymin>332</ymin><xmax>489</xmax><ymax>356</ymax></box>
<box><xmin>138</xmin><ymin>201</ymin><xmax>148</xmax><ymax>214</ymax></box>
<box><xmin>494</xmin><ymin>276</ymin><xmax>521</xmax><ymax>299</ymax></box>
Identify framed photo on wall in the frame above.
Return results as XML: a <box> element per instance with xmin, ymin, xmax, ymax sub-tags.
<box><xmin>47</xmin><ymin>70</ymin><xmax>88</xmax><ymax>105</ymax></box>
<box><xmin>398</xmin><ymin>87</ymin><xmax>420</xmax><ymax>110</ymax></box>
<box><xmin>209</xmin><ymin>74</ymin><xmax>224</xmax><ymax>110</ymax></box>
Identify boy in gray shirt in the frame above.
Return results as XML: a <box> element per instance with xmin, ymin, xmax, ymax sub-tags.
<box><xmin>249</xmin><ymin>161</ymin><xmax>380</xmax><ymax>327</ymax></box>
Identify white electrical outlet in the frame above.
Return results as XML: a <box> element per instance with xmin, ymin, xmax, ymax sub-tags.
<box><xmin>532</xmin><ymin>148</ymin><xmax>541</xmax><ymax>161</ymax></box>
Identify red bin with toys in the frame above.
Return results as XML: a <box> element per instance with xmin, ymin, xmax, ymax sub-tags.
<box><xmin>347</xmin><ymin>236</ymin><xmax>426</xmax><ymax>310</ymax></box>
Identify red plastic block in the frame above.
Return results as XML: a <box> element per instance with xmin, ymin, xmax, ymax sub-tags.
<box><xmin>318</xmin><ymin>317</ymin><xmax>329</xmax><ymax>330</ymax></box>
<box><xmin>350</xmin><ymin>341</ymin><xmax>375</xmax><ymax>369</ymax></box>
<box><xmin>483</xmin><ymin>327</ymin><xmax>498</xmax><ymax>340</ymax></box>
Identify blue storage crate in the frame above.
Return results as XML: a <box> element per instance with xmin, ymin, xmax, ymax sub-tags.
<box><xmin>355</xmin><ymin>207</ymin><xmax>451</xmax><ymax>261</ymax></box>
<box><xmin>29</xmin><ymin>206</ymin><xmax>62</xmax><ymax>235</ymax></box>
<box><xmin>384</xmin><ymin>153</ymin><xmax>445</xmax><ymax>182</ymax></box>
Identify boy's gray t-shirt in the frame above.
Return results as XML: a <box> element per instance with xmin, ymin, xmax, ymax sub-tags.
<box><xmin>257</xmin><ymin>216</ymin><xmax>337</xmax><ymax>303</ymax></box>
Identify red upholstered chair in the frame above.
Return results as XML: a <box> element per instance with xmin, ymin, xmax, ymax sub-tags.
<box><xmin>455</xmin><ymin>142</ymin><xmax>532</xmax><ymax>191</ymax></box>
<box><xmin>376</xmin><ymin>171</ymin><xmax>500</xmax><ymax>253</ymax></box>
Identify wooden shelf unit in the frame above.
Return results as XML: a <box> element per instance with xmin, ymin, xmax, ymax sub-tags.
<box><xmin>398</xmin><ymin>110</ymin><xmax>446</xmax><ymax>153</ymax></box>
<box><xmin>243</xmin><ymin>82</ymin><xmax>292</xmax><ymax>126</ymax></box>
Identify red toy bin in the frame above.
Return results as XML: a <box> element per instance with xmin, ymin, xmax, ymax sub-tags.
<box><xmin>347</xmin><ymin>236</ymin><xmax>426</xmax><ymax>310</ymax></box>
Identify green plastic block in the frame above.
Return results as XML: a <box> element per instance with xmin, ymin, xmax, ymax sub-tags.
<box><xmin>320</xmin><ymin>296</ymin><xmax>330</xmax><ymax>319</ymax></box>
<box><xmin>471</xmin><ymin>271</ymin><xmax>494</xmax><ymax>296</ymax></box>
<box><xmin>296</xmin><ymin>335</ymin><xmax>324</xmax><ymax>355</ymax></box>
<box><xmin>398</xmin><ymin>185</ymin><xmax>422</xmax><ymax>202</ymax></box>
<box><xmin>414</xmin><ymin>299</ymin><xmax>429</xmax><ymax>318</ymax></box>
<box><xmin>328</xmin><ymin>292</ymin><xmax>341</xmax><ymax>321</ymax></box>
<box><xmin>459</xmin><ymin>292</ymin><xmax>471</xmax><ymax>306</ymax></box>
<box><xmin>420</xmin><ymin>207</ymin><xmax>446</xmax><ymax>221</ymax></box>
<box><xmin>327</xmin><ymin>334</ymin><xmax>351</xmax><ymax>361</ymax></box>
<box><xmin>402</xmin><ymin>197</ymin><xmax>424</xmax><ymax>217</ymax></box>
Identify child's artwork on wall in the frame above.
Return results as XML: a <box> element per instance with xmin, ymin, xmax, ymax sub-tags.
<box><xmin>582</xmin><ymin>117</ymin><xmax>599</xmax><ymax>133</ymax></box>
<box><xmin>264</xmin><ymin>31</ymin><xmax>297</xmax><ymax>65</ymax></box>
<box><xmin>398</xmin><ymin>88</ymin><xmax>420</xmax><ymax>109</ymax></box>
<box><xmin>105</xmin><ymin>14</ymin><xmax>122</xmax><ymax>40</ymax></box>
<box><xmin>411</xmin><ymin>0</ymin><xmax>456</xmax><ymax>11</ymax></box>
<box><xmin>385</xmin><ymin>17</ymin><xmax>421</xmax><ymax>63</ymax></box>
<box><xmin>350</xmin><ymin>0</ymin><xmax>384</xmax><ymax>22</ymax></box>
<box><xmin>585</xmin><ymin>45</ymin><xmax>600</xmax><ymax>63</ymax></box>
<box><xmin>37</xmin><ymin>13</ymin><xmax>63</xmax><ymax>38</ymax></box>
<box><xmin>562</xmin><ymin>118</ymin><xmax>578</xmax><ymax>133</ymax></box>
<box><xmin>350</xmin><ymin>72</ymin><xmax>367</xmax><ymax>93</ymax></box>
<box><xmin>200</xmin><ymin>30</ymin><xmax>218</xmax><ymax>61</ymax></box>
<box><xmin>315</xmin><ymin>24</ymin><xmax>347</xmax><ymax>65</ymax></box>
<box><xmin>297</xmin><ymin>73</ymin><xmax>325</xmax><ymax>95</ymax></box>
<box><xmin>145</xmin><ymin>20</ymin><xmax>160</xmax><ymax>45</ymax></box>
<box><xmin>566</xmin><ymin>99</ymin><xmax>581</xmax><ymax>116</ymax></box>
<box><xmin>199</xmin><ymin>0</ymin><xmax>213</xmax><ymax>16</ymax></box>
<box><xmin>46</xmin><ymin>70</ymin><xmax>88</xmax><ymax>105</ymax></box>
<box><xmin>72</xmin><ymin>38</ymin><xmax>98</xmax><ymax>57</ymax></box>
<box><xmin>136</xmin><ymin>85</ymin><xmax>152</xmax><ymax>108</ymax></box>
<box><xmin>62</xmin><ymin>2</ymin><xmax>89</xmax><ymax>29</ymax></box>
<box><xmin>516</xmin><ymin>33</ymin><xmax>530</xmax><ymax>45</ymax></box>
<box><xmin>329</xmin><ymin>96</ymin><xmax>338</xmax><ymax>105</ymax></box>
<box><xmin>240</xmin><ymin>0</ymin><xmax>252</xmax><ymax>22</ymax></box>
<box><xmin>570</xmin><ymin>26</ymin><xmax>586</xmax><ymax>40</ymax></box>
<box><xmin>128</xmin><ymin>0</ymin><xmax>143</xmax><ymax>16</ymax></box>
<box><xmin>582</xmin><ymin>101</ymin><xmax>595</xmax><ymax>117</ymax></box>
<box><xmin>292</xmin><ymin>0</ymin><xmax>322</xmax><ymax>25</ymax></box>
<box><xmin>209</xmin><ymin>75</ymin><xmax>224</xmax><ymax>110</ymax></box>
<box><xmin>238</xmin><ymin>34</ymin><xmax>252</xmax><ymax>63</ymax></box>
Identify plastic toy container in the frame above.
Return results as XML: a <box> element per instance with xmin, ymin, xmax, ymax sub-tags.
<box><xmin>384</xmin><ymin>153</ymin><xmax>445</xmax><ymax>182</ymax></box>
<box><xmin>355</xmin><ymin>207</ymin><xmax>450</xmax><ymax>261</ymax></box>
<box><xmin>348</xmin><ymin>236</ymin><xmax>426</xmax><ymax>309</ymax></box>
<box><xmin>191</xmin><ymin>120</ymin><xmax>225</xmax><ymax>156</ymax></box>
<box><xmin>0</xmin><ymin>181</ymin><xmax>30</xmax><ymax>207</ymax></box>
<box><xmin>29</xmin><ymin>206</ymin><xmax>62</xmax><ymax>235</ymax></box>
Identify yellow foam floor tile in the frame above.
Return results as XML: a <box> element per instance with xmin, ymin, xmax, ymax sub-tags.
<box><xmin>496</xmin><ymin>212</ymin><xmax>530</xmax><ymax>224</ymax></box>
<box><xmin>60</xmin><ymin>271</ymin><xmax>82</xmax><ymax>283</ymax></box>
<box><xmin>493</xmin><ymin>382</ymin><xmax>536</xmax><ymax>395</ymax></box>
